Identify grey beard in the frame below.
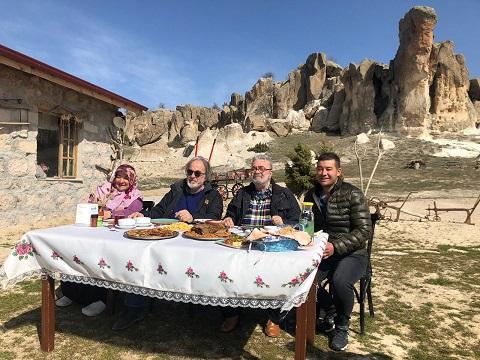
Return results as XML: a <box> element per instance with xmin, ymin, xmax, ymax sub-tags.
<box><xmin>252</xmin><ymin>177</ymin><xmax>270</xmax><ymax>188</ymax></box>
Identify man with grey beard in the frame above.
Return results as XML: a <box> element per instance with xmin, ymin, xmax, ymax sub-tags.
<box><xmin>130</xmin><ymin>156</ymin><xmax>223</xmax><ymax>222</ymax></box>
<box><xmin>223</xmin><ymin>154</ymin><xmax>300</xmax><ymax>228</ymax></box>
<box><xmin>221</xmin><ymin>154</ymin><xmax>300</xmax><ymax>337</ymax></box>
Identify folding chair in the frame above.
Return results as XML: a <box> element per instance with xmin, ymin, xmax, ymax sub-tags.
<box><xmin>354</xmin><ymin>212</ymin><xmax>379</xmax><ymax>334</ymax></box>
<box><xmin>320</xmin><ymin>213</ymin><xmax>379</xmax><ymax>335</ymax></box>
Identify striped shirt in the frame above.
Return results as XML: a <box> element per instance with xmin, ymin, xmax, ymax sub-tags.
<box><xmin>243</xmin><ymin>187</ymin><xmax>273</xmax><ymax>226</ymax></box>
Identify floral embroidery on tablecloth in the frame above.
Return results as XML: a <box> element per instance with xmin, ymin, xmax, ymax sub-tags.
<box><xmin>218</xmin><ymin>271</ymin><xmax>233</xmax><ymax>283</ymax></box>
<box><xmin>126</xmin><ymin>260</ymin><xmax>138</xmax><ymax>272</ymax></box>
<box><xmin>12</xmin><ymin>240</ymin><xmax>34</xmax><ymax>260</ymax></box>
<box><xmin>157</xmin><ymin>264</ymin><xmax>167</xmax><ymax>275</ymax></box>
<box><xmin>73</xmin><ymin>255</ymin><xmax>84</xmax><ymax>265</ymax></box>
<box><xmin>51</xmin><ymin>251</ymin><xmax>63</xmax><ymax>260</ymax></box>
<box><xmin>185</xmin><ymin>266</ymin><xmax>199</xmax><ymax>278</ymax></box>
<box><xmin>98</xmin><ymin>258</ymin><xmax>110</xmax><ymax>269</ymax></box>
<box><xmin>254</xmin><ymin>275</ymin><xmax>270</xmax><ymax>288</ymax></box>
<box><xmin>282</xmin><ymin>259</ymin><xmax>320</xmax><ymax>288</ymax></box>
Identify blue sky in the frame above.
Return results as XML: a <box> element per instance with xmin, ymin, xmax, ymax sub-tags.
<box><xmin>1</xmin><ymin>1</ymin><xmax>479</xmax><ymax>110</ymax></box>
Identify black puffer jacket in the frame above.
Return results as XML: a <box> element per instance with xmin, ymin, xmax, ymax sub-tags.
<box><xmin>304</xmin><ymin>178</ymin><xmax>371</xmax><ymax>256</ymax></box>
<box><xmin>225</xmin><ymin>180</ymin><xmax>301</xmax><ymax>226</ymax></box>
<box><xmin>142</xmin><ymin>180</ymin><xmax>223</xmax><ymax>220</ymax></box>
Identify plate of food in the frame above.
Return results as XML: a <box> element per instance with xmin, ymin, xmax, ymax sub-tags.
<box><xmin>183</xmin><ymin>223</ymin><xmax>230</xmax><ymax>241</ymax></box>
<box><xmin>124</xmin><ymin>228</ymin><xmax>179</xmax><ymax>240</ymax></box>
<box><xmin>161</xmin><ymin>222</ymin><xmax>193</xmax><ymax>232</ymax></box>
<box><xmin>151</xmin><ymin>218</ymin><xmax>179</xmax><ymax>225</ymax></box>
<box><xmin>215</xmin><ymin>233</ymin><xmax>248</xmax><ymax>249</ymax></box>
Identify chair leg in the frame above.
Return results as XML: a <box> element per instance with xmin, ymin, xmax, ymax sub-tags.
<box><xmin>359</xmin><ymin>278</ymin><xmax>366</xmax><ymax>335</ymax></box>
<box><xmin>367</xmin><ymin>281</ymin><xmax>374</xmax><ymax>317</ymax></box>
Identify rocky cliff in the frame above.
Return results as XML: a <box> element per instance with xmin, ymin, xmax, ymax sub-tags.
<box><xmin>128</xmin><ymin>6</ymin><xmax>478</xmax><ymax>148</ymax></box>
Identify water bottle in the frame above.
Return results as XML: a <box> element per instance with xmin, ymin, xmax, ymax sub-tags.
<box><xmin>299</xmin><ymin>202</ymin><xmax>314</xmax><ymax>236</ymax></box>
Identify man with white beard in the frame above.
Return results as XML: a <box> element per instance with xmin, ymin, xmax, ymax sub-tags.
<box><xmin>114</xmin><ymin>156</ymin><xmax>223</xmax><ymax>331</ymax></box>
<box><xmin>130</xmin><ymin>156</ymin><xmax>223</xmax><ymax>222</ymax></box>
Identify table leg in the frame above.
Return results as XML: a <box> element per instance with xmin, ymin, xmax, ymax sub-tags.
<box><xmin>41</xmin><ymin>275</ymin><xmax>55</xmax><ymax>352</ymax></box>
<box><xmin>306</xmin><ymin>278</ymin><xmax>317</xmax><ymax>345</ymax></box>
<box><xmin>295</xmin><ymin>300</ymin><xmax>307</xmax><ymax>360</ymax></box>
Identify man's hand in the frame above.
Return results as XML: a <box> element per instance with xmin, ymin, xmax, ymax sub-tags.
<box><xmin>175</xmin><ymin>210</ymin><xmax>193</xmax><ymax>223</ymax></box>
<box><xmin>322</xmin><ymin>242</ymin><xmax>334</xmax><ymax>259</ymax></box>
<box><xmin>128</xmin><ymin>212</ymin><xmax>144</xmax><ymax>218</ymax></box>
<box><xmin>271</xmin><ymin>215</ymin><xmax>284</xmax><ymax>226</ymax></box>
<box><xmin>223</xmin><ymin>217</ymin><xmax>235</xmax><ymax>228</ymax></box>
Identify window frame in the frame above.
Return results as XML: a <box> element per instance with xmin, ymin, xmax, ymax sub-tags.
<box><xmin>37</xmin><ymin>111</ymin><xmax>79</xmax><ymax>179</ymax></box>
<box><xmin>58</xmin><ymin>116</ymin><xmax>78</xmax><ymax>178</ymax></box>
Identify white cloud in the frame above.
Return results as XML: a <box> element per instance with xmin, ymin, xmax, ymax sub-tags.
<box><xmin>0</xmin><ymin>2</ymin><xmax>196</xmax><ymax>109</ymax></box>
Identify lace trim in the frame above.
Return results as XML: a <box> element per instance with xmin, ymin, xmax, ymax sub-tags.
<box><xmin>1</xmin><ymin>267</ymin><xmax>310</xmax><ymax>311</ymax></box>
<box><xmin>58</xmin><ymin>273</ymin><xmax>308</xmax><ymax>311</ymax></box>
<box><xmin>0</xmin><ymin>266</ymin><xmax>44</xmax><ymax>289</ymax></box>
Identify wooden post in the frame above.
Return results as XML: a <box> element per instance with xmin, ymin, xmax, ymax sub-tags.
<box><xmin>194</xmin><ymin>136</ymin><xmax>199</xmax><ymax>156</ymax></box>
<box><xmin>208</xmin><ymin>138</ymin><xmax>217</xmax><ymax>162</ymax></box>
<box><xmin>41</xmin><ymin>275</ymin><xmax>55</xmax><ymax>352</ymax></box>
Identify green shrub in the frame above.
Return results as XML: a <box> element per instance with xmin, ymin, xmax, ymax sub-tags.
<box><xmin>248</xmin><ymin>142</ymin><xmax>269</xmax><ymax>153</ymax></box>
<box><xmin>285</xmin><ymin>143</ymin><xmax>316</xmax><ymax>197</ymax></box>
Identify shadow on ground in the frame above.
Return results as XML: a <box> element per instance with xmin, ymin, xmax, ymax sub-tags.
<box><xmin>3</xmin><ymin>296</ymin><xmax>393</xmax><ymax>359</ymax></box>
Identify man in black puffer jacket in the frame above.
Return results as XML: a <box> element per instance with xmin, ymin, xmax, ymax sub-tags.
<box><xmin>304</xmin><ymin>152</ymin><xmax>371</xmax><ymax>352</ymax></box>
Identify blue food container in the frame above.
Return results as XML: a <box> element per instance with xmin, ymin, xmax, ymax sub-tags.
<box><xmin>251</xmin><ymin>237</ymin><xmax>298</xmax><ymax>252</ymax></box>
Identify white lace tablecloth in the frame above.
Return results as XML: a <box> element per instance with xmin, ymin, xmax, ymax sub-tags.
<box><xmin>0</xmin><ymin>225</ymin><xmax>328</xmax><ymax>311</ymax></box>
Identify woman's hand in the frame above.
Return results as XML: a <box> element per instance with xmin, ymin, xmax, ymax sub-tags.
<box><xmin>128</xmin><ymin>212</ymin><xmax>144</xmax><ymax>218</ymax></box>
<box><xmin>103</xmin><ymin>210</ymin><xmax>112</xmax><ymax>219</ymax></box>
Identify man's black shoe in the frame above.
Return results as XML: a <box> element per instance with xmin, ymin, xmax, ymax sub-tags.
<box><xmin>330</xmin><ymin>325</ymin><xmax>349</xmax><ymax>351</ymax></box>
<box><xmin>112</xmin><ymin>308</ymin><xmax>145</xmax><ymax>331</ymax></box>
<box><xmin>316</xmin><ymin>313</ymin><xmax>335</xmax><ymax>333</ymax></box>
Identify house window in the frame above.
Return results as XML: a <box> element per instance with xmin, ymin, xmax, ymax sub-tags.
<box><xmin>37</xmin><ymin>112</ymin><xmax>78</xmax><ymax>178</ymax></box>
<box><xmin>0</xmin><ymin>99</ymin><xmax>29</xmax><ymax>123</ymax></box>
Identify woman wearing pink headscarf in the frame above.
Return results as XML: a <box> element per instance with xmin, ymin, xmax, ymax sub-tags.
<box><xmin>56</xmin><ymin>164</ymin><xmax>144</xmax><ymax>317</ymax></box>
<box><xmin>93</xmin><ymin>164</ymin><xmax>143</xmax><ymax>219</ymax></box>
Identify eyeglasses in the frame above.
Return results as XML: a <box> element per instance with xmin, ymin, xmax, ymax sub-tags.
<box><xmin>249</xmin><ymin>166</ymin><xmax>272</xmax><ymax>173</ymax></box>
<box><xmin>186</xmin><ymin>169</ymin><xmax>205</xmax><ymax>177</ymax></box>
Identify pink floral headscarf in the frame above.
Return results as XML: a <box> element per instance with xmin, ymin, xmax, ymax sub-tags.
<box><xmin>94</xmin><ymin>164</ymin><xmax>143</xmax><ymax>211</ymax></box>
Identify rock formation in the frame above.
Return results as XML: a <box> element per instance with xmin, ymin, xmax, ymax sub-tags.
<box><xmin>339</xmin><ymin>60</ymin><xmax>377</xmax><ymax>134</ymax></box>
<box><xmin>429</xmin><ymin>42</ymin><xmax>477</xmax><ymax>131</ymax></box>
<box><xmin>128</xmin><ymin>5</ymin><xmax>478</xmax><ymax>149</ymax></box>
<box><xmin>381</xmin><ymin>6</ymin><xmax>438</xmax><ymax>134</ymax></box>
<box><xmin>380</xmin><ymin>6</ymin><xmax>477</xmax><ymax>134</ymax></box>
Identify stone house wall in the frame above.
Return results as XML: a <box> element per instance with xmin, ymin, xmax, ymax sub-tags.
<box><xmin>0</xmin><ymin>64</ymin><xmax>117</xmax><ymax>232</ymax></box>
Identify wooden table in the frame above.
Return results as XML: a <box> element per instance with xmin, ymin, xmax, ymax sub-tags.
<box><xmin>40</xmin><ymin>275</ymin><xmax>317</xmax><ymax>359</ymax></box>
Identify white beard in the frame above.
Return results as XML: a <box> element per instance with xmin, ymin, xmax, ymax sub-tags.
<box><xmin>187</xmin><ymin>180</ymin><xmax>202</xmax><ymax>193</ymax></box>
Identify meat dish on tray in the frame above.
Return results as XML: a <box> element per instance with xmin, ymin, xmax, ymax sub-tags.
<box><xmin>184</xmin><ymin>223</ymin><xmax>230</xmax><ymax>239</ymax></box>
